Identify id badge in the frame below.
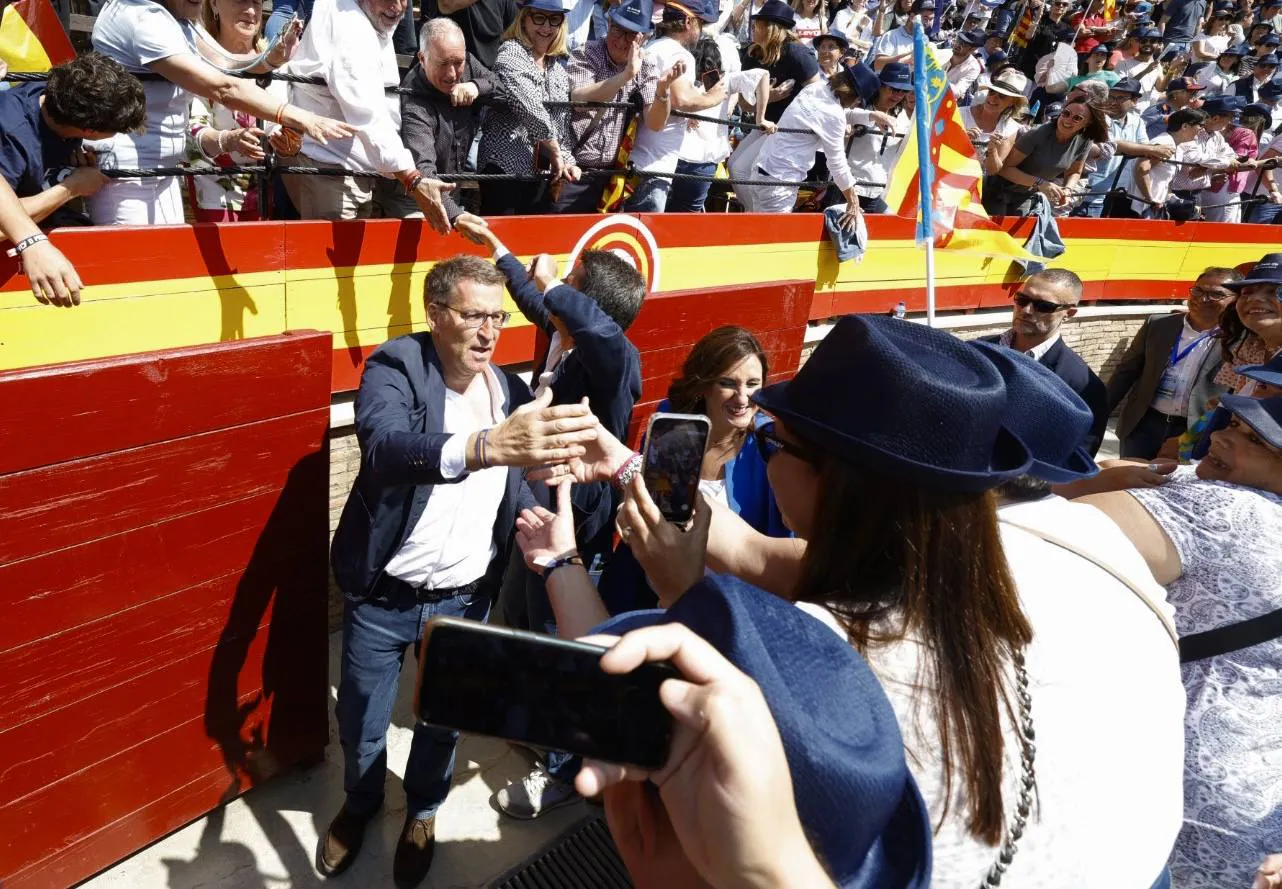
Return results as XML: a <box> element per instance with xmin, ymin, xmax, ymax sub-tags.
<box><xmin>1154</xmin><ymin>368</ymin><xmax>1179</xmax><ymax>402</ymax></box>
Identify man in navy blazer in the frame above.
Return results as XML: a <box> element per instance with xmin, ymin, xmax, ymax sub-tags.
<box><xmin>980</xmin><ymin>269</ymin><xmax>1110</xmax><ymax>456</ymax></box>
<box><xmin>323</xmin><ymin>255</ymin><xmax>599</xmax><ymax>888</ymax></box>
<box><xmin>1233</xmin><ymin>54</ymin><xmax>1279</xmax><ymax>102</ymax></box>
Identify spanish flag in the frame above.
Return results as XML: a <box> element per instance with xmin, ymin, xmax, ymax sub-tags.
<box><xmin>883</xmin><ymin>26</ymin><xmax>1036</xmax><ymax>260</ymax></box>
<box><xmin>0</xmin><ymin>0</ymin><xmax>76</xmax><ymax>73</ymax></box>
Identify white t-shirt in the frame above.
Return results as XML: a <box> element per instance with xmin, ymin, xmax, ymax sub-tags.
<box><xmin>629</xmin><ymin>37</ymin><xmax>698</xmax><ymax>174</ymax></box>
<box><xmin>1120</xmin><ymin>131</ymin><xmax>1188</xmax><ymax>214</ymax></box>
<box><xmin>832</xmin><ymin>6</ymin><xmax>874</xmax><ymax>46</ymax></box>
<box><xmin>1192</xmin><ymin>30</ymin><xmax>1230</xmax><ymax>59</ymax></box>
<box><xmin>679</xmin><ymin>69</ymin><xmax>768</xmax><ymax>164</ymax></box>
<box><xmin>91</xmin><ymin>0</ymin><xmax>199</xmax><ymax>169</ymax></box>
<box><xmin>793</xmin><ymin>13</ymin><xmax>825</xmax><ymax>45</ymax></box>
<box><xmin>1113</xmin><ymin>57</ymin><xmax>1163</xmax><ymax>107</ymax></box>
<box><xmin>822</xmin><ymin>496</ymin><xmax>1185</xmax><ymax>889</ymax></box>
<box><xmin>871</xmin><ymin>25</ymin><xmax>915</xmax><ymax>63</ymax></box>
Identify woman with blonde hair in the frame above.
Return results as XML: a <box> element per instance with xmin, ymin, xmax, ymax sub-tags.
<box><xmin>478</xmin><ymin>0</ymin><xmax>580</xmax><ymax>214</ymax></box>
<box><xmin>743</xmin><ymin>0</ymin><xmax>820</xmax><ymax>120</ymax></box>
<box><xmin>185</xmin><ymin>0</ymin><xmax>286</xmax><ymax>220</ymax></box>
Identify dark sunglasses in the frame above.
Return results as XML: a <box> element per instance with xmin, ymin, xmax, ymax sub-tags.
<box><xmin>754</xmin><ymin>421</ymin><xmax>820</xmax><ymax>465</ymax></box>
<box><xmin>527</xmin><ymin>10</ymin><xmax>565</xmax><ymax>26</ymax></box>
<box><xmin>1013</xmin><ymin>292</ymin><xmax>1073</xmax><ymax>313</ymax></box>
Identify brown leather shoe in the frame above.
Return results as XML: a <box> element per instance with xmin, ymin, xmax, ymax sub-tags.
<box><xmin>392</xmin><ymin>815</ymin><xmax>437</xmax><ymax>889</ymax></box>
<box><xmin>318</xmin><ymin>803</ymin><xmax>379</xmax><ymax>877</ymax></box>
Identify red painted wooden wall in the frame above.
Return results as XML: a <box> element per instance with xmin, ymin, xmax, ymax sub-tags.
<box><xmin>0</xmin><ymin>331</ymin><xmax>333</xmax><ymax>889</ymax></box>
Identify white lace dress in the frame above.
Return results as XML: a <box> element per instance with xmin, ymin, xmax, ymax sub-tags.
<box><xmin>1129</xmin><ymin>466</ymin><xmax>1282</xmax><ymax>888</ymax></box>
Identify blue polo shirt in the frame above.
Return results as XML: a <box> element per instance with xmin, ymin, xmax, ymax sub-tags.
<box><xmin>0</xmin><ymin>83</ymin><xmax>81</xmax><ymax>199</ymax></box>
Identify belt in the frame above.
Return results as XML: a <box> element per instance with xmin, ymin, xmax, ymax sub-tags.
<box><xmin>1148</xmin><ymin>406</ymin><xmax>1187</xmax><ymax>424</ymax></box>
<box><xmin>375</xmin><ymin>572</ymin><xmax>485</xmax><ymax>604</ymax></box>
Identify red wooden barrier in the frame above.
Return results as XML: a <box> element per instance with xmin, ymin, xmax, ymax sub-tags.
<box><xmin>0</xmin><ymin>331</ymin><xmax>333</xmax><ymax>889</ymax></box>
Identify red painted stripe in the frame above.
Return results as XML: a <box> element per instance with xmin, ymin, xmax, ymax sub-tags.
<box><xmin>0</xmin><ymin>332</ymin><xmax>330</xmax><ymax>475</ymax></box>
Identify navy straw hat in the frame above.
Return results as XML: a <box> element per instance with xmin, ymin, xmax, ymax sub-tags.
<box><xmin>1222</xmin><ymin>42</ymin><xmax>1250</xmax><ymax>56</ymax></box>
<box><xmin>751</xmin><ymin>0</ymin><xmax>796</xmax><ymax>26</ymax></box>
<box><xmin>1090</xmin><ymin>41</ymin><xmax>1112</xmax><ymax>54</ymax></box>
<box><xmin>958</xmin><ymin>27</ymin><xmax>986</xmax><ymax>45</ymax></box>
<box><xmin>1243</xmin><ymin>100</ymin><xmax>1274</xmax><ymax>119</ymax></box>
<box><xmin>843</xmin><ymin>59</ymin><xmax>883</xmax><ymax>103</ymax></box>
<box><xmin>986</xmin><ymin>48</ymin><xmax>1010</xmax><ymax>68</ymax></box>
<box><xmin>1202</xmin><ymin>94</ymin><xmax>1242</xmax><ymax>116</ymax></box>
<box><xmin>1263</xmin><ymin>79</ymin><xmax>1282</xmax><ymax>99</ymax></box>
<box><xmin>1257</xmin><ymin>52</ymin><xmax>1281</xmax><ymax>66</ymax></box>
<box><xmin>693</xmin><ymin>0</ymin><xmax>720</xmax><ymax>24</ymax></box>
<box><xmin>752</xmin><ymin>314</ymin><xmax>1034</xmax><ymax>490</ymax></box>
<box><xmin>970</xmin><ymin>340</ymin><xmax>1098</xmax><ymax>483</ymax></box>
<box><xmin>912</xmin><ymin>0</ymin><xmax>937</xmax><ymax>10</ymax></box>
<box><xmin>591</xmin><ymin>577</ymin><xmax>933</xmax><ymax>889</ymax></box>
<box><xmin>1266</xmin><ymin>32</ymin><xmax>1282</xmax><ymax>44</ymax></box>
<box><xmin>1225</xmin><ymin>251</ymin><xmax>1282</xmax><ymax>289</ymax></box>
<box><xmin>608</xmin><ymin>0</ymin><xmax>654</xmax><ymax>32</ymax></box>
<box><xmin>880</xmin><ymin>61</ymin><xmax>914</xmax><ymax>90</ymax></box>
<box><xmin>1192</xmin><ymin>394</ymin><xmax>1282</xmax><ymax>459</ymax></box>
<box><xmin>1238</xmin><ymin>353</ymin><xmax>1282</xmax><ymax>389</ymax></box>
<box><xmin>1111</xmin><ymin>76</ymin><xmax>1143</xmax><ymax>94</ymax></box>
<box><xmin>814</xmin><ymin>28</ymin><xmax>851</xmax><ymax>49</ymax></box>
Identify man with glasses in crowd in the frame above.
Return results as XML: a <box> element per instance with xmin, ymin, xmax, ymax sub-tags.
<box><xmin>1115</xmin><ymin>25</ymin><xmax>1178</xmax><ymax>107</ymax></box>
<box><xmin>322</xmin><ymin>256</ymin><xmax>600</xmax><ymax>887</ymax></box>
<box><xmin>1106</xmin><ymin>266</ymin><xmax>1241</xmax><ymax>458</ymax></box>
<box><xmin>981</xmin><ymin>269</ymin><xmax>1110</xmax><ymax>455</ymax></box>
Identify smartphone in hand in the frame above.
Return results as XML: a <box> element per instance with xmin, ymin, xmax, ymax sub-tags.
<box><xmin>414</xmin><ymin>617</ymin><xmax>678</xmax><ymax>770</ymax></box>
<box><xmin>642</xmin><ymin>412</ymin><xmax>712</xmax><ymax>524</ymax></box>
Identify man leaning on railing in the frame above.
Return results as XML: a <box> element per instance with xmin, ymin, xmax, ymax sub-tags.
<box><xmin>276</xmin><ymin>0</ymin><xmax>454</xmax><ymax>228</ymax></box>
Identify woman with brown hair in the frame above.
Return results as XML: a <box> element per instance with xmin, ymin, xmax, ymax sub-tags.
<box><xmin>985</xmin><ymin>97</ymin><xmax>1108</xmax><ymax>216</ymax></box>
<box><xmin>598</xmin><ymin>325</ymin><xmax>790</xmax><ymax>614</ymax></box>
<box><xmin>742</xmin><ymin>0</ymin><xmax>821</xmax><ymax>121</ymax></box>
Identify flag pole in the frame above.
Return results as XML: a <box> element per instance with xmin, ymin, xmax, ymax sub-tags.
<box><xmin>912</xmin><ymin>21</ymin><xmax>937</xmax><ymax>327</ymax></box>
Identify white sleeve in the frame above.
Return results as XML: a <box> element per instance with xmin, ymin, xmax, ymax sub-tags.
<box><xmin>130</xmin><ymin>5</ymin><xmax>198</xmax><ymax>65</ymax></box>
<box><xmin>325</xmin><ymin>20</ymin><xmax>413</xmax><ymax>173</ymax></box>
<box><xmin>439</xmin><ymin>433</ymin><xmax>470</xmax><ymax>479</ymax></box>
<box><xmin>819</xmin><ymin>108</ymin><xmax>856</xmax><ymax>193</ymax></box>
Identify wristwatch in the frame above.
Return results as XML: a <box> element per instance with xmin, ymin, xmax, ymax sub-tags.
<box><xmin>541</xmin><ymin>554</ymin><xmax>585</xmax><ymax>580</ymax></box>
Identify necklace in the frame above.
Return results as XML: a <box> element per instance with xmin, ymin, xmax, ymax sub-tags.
<box><xmin>981</xmin><ymin>650</ymin><xmax>1036</xmax><ymax>888</ymax></box>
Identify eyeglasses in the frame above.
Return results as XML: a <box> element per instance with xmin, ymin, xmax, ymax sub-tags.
<box><xmin>527</xmin><ymin>10</ymin><xmax>565</xmax><ymax>26</ymax></box>
<box><xmin>1189</xmin><ymin>285</ymin><xmax>1234</xmax><ymax>301</ymax></box>
<box><xmin>1013</xmin><ymin>292</ymin><xmax>1073</xmax><ymax>313</ymax></box>
<box><xmin>754</xmin><ymin>421</ymin><xmax>820</xmax><ymax>465</ymax></box>
<box><xmin>431</xmin><ymin>302</ymin><xmax>512</xmax><ymax>329</ymax></box>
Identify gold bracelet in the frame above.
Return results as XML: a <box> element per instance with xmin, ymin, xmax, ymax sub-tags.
<box><xmin>274</xmin><ymin>102</ymin><xmax>288</xmax><ymax>125</ymax></box>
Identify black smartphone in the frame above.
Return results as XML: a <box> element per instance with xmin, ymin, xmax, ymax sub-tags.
<box><xmin>701</xmin><ymin>68</ymin><xmax>722</xmax><ymax>90</ymax></box>
<box><xmin>414</xmin><ymin>617</ymin><xmax>678</xmax><ymax>770</ymax></box>
<box><xmin>642</xmin><ymin>411</ymin><xmax>712</xmax><ymax>524</ymax></box>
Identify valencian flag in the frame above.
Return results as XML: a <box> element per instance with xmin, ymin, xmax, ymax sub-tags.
<box><xmin>883</xmin><ymin>21</ymin><xmax>1036</xmax><ymax>259</ymax></box>
<box><xmin>0</xmin><ymin>0</ymin><xmax>76</xmax><ymax>73</ymax></box>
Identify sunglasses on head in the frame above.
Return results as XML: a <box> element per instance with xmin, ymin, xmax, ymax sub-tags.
<box><xmin>1013</xmin><ymin>292</ymin><xmax>1073</xmax><ymax>313</ymax></box>
<box><xmin>527</xmin><ymin>10</ymin><xmax>565</xmax><ymax>26</ymax></box>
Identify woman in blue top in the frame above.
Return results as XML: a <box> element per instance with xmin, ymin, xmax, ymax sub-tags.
<box><xmin>599</xmin><ymin>326</ymin><xmax>789</xmax><ymax>613</ymax></box>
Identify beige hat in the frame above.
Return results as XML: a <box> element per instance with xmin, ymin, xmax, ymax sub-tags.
<box><xmin>988</xmin><ymin>68</ymin><xmax>1030</xmax><ymax>98</ymax></box>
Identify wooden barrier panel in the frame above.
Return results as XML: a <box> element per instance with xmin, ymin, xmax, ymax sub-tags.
<box><xmin>0</xmin><ymin>331</ymin><xmax>333</xmax><ymax>889</ymax></box>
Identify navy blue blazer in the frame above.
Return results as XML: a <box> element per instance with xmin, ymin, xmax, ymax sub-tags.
<box><xmin>1233</xmin><ymin>76</ymin><xmax>1260</xmax><ymax>103</ymax></box>
<box><xmin>979</xmin><ymin>334</ymin><xmax>1110</xmax><ymax>457</ymax></box>
<box><xmin>497</xmin><ymin>252</ymin><xmax>642</xmax><ymax>552</ymax></box>
<box><xmin>331</xmin><ymin>333</ymin><xmax>534</xmax><ymax>602</ymax></box>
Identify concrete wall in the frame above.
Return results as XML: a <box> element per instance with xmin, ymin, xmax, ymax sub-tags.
<box><xmin>324</xmin><ymin>304</ymin><xmax>1181</xmax><ymax>629</ymax></box>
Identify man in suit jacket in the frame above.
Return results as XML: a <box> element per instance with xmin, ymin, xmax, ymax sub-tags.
<box><xmin>980</xmin><ymin>269</ymin><xmax>1110</xmax><ymax>456</ymax></box>
<box><xmin>1106</xmin><ymin>267</ymin><xmax>1240</xmax><ymax>458</ymax></box>
<box><xmin>1233</xmin><ymin>54</ymin><xmax>1280</xmax><ymax>102</ymax></box>
<box><xmin>324</xmin><ymin>255</ymin><xmax>599</xmax><ymax>887</ymax></box>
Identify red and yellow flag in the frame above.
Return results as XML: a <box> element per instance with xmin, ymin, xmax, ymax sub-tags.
<box><xmin>883</xmin><ymin>33</ymin><xmax>1035</xmax><ymax>259</ymax></box>
<box><xmin>0</xmin><ymin>0</ymin><xmax>76</xmax><ymax>73</ymax></box>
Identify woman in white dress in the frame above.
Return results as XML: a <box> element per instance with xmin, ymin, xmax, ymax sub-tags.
<box><xmin>90</xmin><ymin>0</ymin><xmax>350</xmax><ymax>225</ymax></box>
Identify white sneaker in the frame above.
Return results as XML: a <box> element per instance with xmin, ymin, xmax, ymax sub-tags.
<box><xmin>494</xmin><ymin>766</ymin><xmax>580</xmax><ymax>820</ymax></box>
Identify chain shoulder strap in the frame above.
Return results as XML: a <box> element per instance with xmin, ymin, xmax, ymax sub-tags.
<box><xmin>981</xmin><ymin>651</ymin><xmax>1037</xmax><ymax>889</ymax></box>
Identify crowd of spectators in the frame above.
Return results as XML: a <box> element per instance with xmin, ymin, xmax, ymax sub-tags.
<box><xmin>11</xmin><ymin>0</ymin><xmax>1282</xmax><ymax>229</ymax></box>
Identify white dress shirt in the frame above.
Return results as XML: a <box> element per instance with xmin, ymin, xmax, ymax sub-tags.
<box><xmin>945</xmin><ymin>53</ymin><xmax>983</xmax><ymax>98</ymax></box>
<box><xmin>383</xmin><ymin>366</ymin><xmax>508</xmax><ymax>589</ymax></box>
<box><xmin>1000</xmin><ymin>328</ymin><xmax>1061</xmax><ymax>361</ymax></box>
<box><xmin>283</xmin><ymin>0</ymin><xmax>414</xmax><ymax>174</ymax></box>
<box><xmin>757</xmin><ymin>79</ymin><xmax>860</xmax><ymax>193</ymax></box>
<box><xmin>845</xmin><ymin>107</ymin><xmax>910</xmax><ymax>198</ymax></box>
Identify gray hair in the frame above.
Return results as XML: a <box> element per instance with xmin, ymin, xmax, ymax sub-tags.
<box><xmin>419</xmin><ymin>17</ymin><xmax>465</xmax><ymax>57</ymax></box>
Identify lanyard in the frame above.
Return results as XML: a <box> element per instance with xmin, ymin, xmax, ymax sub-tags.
<box><xmin>1169</xmin><ymin>329</ymin><xmax>1215</xmax><ymax>368</ymax></box>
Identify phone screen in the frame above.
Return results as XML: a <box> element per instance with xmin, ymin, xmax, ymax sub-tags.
<box><xmin>414</xmin><ymin>617</ymin><xmax>677</xmax><ymax>770</ymax></box>
<box><xmin>642</xmin><ymin>412</ymin><xmax>712</xmax><ymax>524</ymax></box>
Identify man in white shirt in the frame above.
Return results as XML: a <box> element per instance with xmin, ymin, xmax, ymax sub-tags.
<box><xmin>282</xmin><ymin>0</ymin><xmax>454</xmax><ymax>227</ymax></box>
<box><xmin>871</xmin><ymin>0</ymin><xmax>932</xmax><ymax>71</ymax></box>
<box><xmin>625</xmin><ymin>0</ymin><xmax>728</xmax><ymax>212</ymax></box>
<box><xmin>1113</xmin><ymin>25</ymin><xmax>1173</xmax><ymax>107</ymax></box>
<box><xmin>324</xmin><ymin>255</ymin><xmax>600</xmax><ymax>886</ymax></box>
<box><xmin>943</xmin><ymin>28</ymin><xmax>985</xmax><ymax>100</ymax></box>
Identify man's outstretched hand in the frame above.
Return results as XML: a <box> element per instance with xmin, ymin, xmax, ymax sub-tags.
<box><xmin>479</xmin><ymin>388</ymin><xmax>600</xmax><ymax>468</ymax></box>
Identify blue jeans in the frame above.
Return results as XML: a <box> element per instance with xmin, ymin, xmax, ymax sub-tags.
<box><xmin>1249</xmin><ymin>200</ymin><xmax>1282</xmax><ymax>224</ymax></box>
<box><xmin>1149</xmin><ymin>867</ymin><xmax>1171</xmax><ymax>889</ymax></box>
<box><xmin>264</xmin><ymin>0</ymin><xmax>313</xmax><ymax>39</ymax></box>
<box><xmin>625</xmin><ymin>175</ymin><xmax>670</xmax><ymax>213</ymax></box>
<box><xmin>337</xmin><ymin>582</ymin><xmax>492</xmax><ymax>820</ymax></box>
<box><xmin>667</xmin><ymin>160</ymin><xmax>718</xmax><ymax>212</ymax></box>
